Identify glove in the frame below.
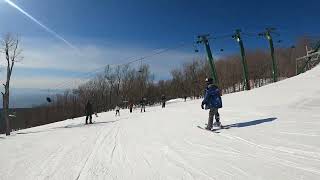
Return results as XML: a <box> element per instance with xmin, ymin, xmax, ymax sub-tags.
<box><xmin>201</xmin><ymin>103</ymin><xmax>204</xmax><ymax>109</ymax></box>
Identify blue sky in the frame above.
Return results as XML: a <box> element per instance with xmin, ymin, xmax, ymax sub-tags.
<box><xmin>0</xmin><ymin>0</ymin><xmax>319</xmax><ymax>107</ymax></box>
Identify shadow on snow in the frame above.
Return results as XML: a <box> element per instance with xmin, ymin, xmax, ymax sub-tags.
<box><xmin>59</xmin><ymin>120</ymin><xmax>118</xmax><ymax>129</ymax></box>
<box><xmin>15</xmin><ymin>120</ymin><xmax>119</xmax><ymax>135</ymax></box>
<box><xmin>223</xmin><ymin>117</ymin><xmax>277</xmax><ymax>129</ymax></box>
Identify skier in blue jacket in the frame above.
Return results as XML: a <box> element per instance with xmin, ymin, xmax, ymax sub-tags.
<box><xmin>201</xmin><ymin>77</ymin><xmax>222</xmax><ymax>130</ymax></box>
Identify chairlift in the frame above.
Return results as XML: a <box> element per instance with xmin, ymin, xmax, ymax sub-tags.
<box><xmin>9</xmin><ymin>112</ymin><xmax>16</xmax><ymax>118</ymax></box>
<box><xmin>46</xmin><ymin>97</ymin><xmax>52</xmax><ymax>103</ymax></box>
<box><xmin>138</xmin><ymin>59</ymin><xmax>143</xmax><ymax>73</ymax></box>
<box><xmin>9</xmin><ymin>114</ymin><xmax>16</xmax><ymax>118</ymax></box>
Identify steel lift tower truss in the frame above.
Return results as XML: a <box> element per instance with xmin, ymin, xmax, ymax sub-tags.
<box><xmin>296</xmin><ymin>40</ymin><xmax>320</xmax><ymax>74</ymax></box>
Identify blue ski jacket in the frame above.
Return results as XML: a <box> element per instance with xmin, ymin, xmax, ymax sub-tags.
<box><xmin>202</xmin><ymin>84</ymin><xmax>222</xmax><ymax>109</ymax></box>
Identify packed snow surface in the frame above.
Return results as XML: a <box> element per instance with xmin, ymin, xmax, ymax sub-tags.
<box><xmin>1</xmin><ymin>66</ymin><xmax>320</xmax><ymax>180</ymax></box>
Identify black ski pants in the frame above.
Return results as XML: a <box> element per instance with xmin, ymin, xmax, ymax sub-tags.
<box><xmin>86</xmin><ymin>114</ymin><xmax>92</xmax><ymax>124</ymax></box>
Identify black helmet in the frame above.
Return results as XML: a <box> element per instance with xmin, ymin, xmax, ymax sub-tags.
<box><xmin>205</xmin><ymin>77</ymin><xmax>213</xmax><ymax>84</ymax></box>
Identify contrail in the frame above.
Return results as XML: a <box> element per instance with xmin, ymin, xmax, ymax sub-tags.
<box><xmin>4</xmin><ymin>0</ymin><xmax>77</xmax><ymax>50</ymax></box>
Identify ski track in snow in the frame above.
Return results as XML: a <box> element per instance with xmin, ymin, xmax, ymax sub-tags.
<box><xmin>1</xmin><ymin>65</ymin><xmax>320</xmax><ymax>180</ymax></box>
<box><xmin>76</xmin><ymin>124</ymin><xmax>117</xmax><ymax>180</ymax></box>
<box><xmin>217</xmin><ymin>132</ymin><xmax>320</xmax><ymax>175</ymax></box>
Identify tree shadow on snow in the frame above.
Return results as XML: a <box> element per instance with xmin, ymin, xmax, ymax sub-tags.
<box><xmin>17</xmin><ymin>130</ymin><xmax>48</xmax><ymax>135</ymax></box>
<box><xmin>16</xmin><ymin>120</ymin><xmax>119</xmax><ymax>135</ymax></box>
<box><xmin>223</xmin><ymin>117</ymin><xmax>277</xmax><ymax>129</ymax></box>
<box><xmin>59</xmin><ymin>120</ymin><xmax>118</xmax><ymax>129</ymax></box>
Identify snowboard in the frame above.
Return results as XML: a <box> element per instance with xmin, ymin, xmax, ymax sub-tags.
<box><xmin>197</xmin><ymin>124</ymin><xmax>230</xmax><ymax>132</ymax></box>
<box><xmin>197</xmin><ymin>125</ymin><xmax>221</xmax><ymax>132</ymax></box>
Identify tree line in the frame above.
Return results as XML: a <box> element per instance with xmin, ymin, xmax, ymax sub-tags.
<box><xmin>1</xmin><ymin>36</ymin><xmax>313</xmax><ymax>133</ymax></box>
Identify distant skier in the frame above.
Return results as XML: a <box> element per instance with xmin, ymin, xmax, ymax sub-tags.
<box><xmin>201</xmin><ymin>77</ymin><xmax>222</xmax><ymax>130</ymax></box>
<box><xmin>161</xmin><ymin>94</ymin><xmax>166</xmax><ymax>108</ymax></box>
<box><xmin>85</xmin><ymin>100</ymin><xmax>93</xmax><ymax>124</ymax></box>
<box><xmin>184</xmin><ymin>96</ymin><xmax>187</xmax><ymax>102</ymax></box>
<box><xmin>129</xmin><ymin>102</ymin><xmax>133</xmax><ymax>113</ymax></box>
<box><xmin>140</xmin><ymin>97</ymin><xmax>146</xmax><ymax>112</ymax></box>
<box><xmin>115</xmin><ymin>105</ymin><xmax>120</xmax><ymax>116</ymax></box>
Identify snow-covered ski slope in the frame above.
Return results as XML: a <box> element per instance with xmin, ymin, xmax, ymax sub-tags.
<box><xmin>1</xmin><ymin>66</ymin><xmax>320</xmax><ymax>180</ymax></box>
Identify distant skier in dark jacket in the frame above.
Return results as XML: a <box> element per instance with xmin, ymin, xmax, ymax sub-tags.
<box><xmin>161</xmin><ymin>94</ymin><xmax>166</xmax><ymax>108</ymax></box>
<box><xmin>85</xmin><ymin>100</ymin><xmax>93</xmax><ymax>124</ymax></box>
<box><xmin>129</xmin><ymin>102</ymin><xmax>133</xmax><ymax>113</ymax></box>
<box><xmin>140</xmin><ymin>97</ymin><xmax>146</xmax><ymax>112</ymax></box>
<box><xmin>115</xmin><ymin>105</ymin><xmax>120</xmax><ymax>116</ymax></box>
<box><xmin>201</xmin><ymin>77</ymin><xmax>222</xmax><ymax>130</ymax></box>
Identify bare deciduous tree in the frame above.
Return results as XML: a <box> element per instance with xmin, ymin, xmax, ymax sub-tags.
<box><xmin>1</xmin><ymin>34</ymin><xmax>22</xmax><ymax>135</ymax></box>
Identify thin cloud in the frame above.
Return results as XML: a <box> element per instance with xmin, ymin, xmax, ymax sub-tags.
<box><xmin>2</xmin><ymin>37</ymin><xmax>195</xmax><ymax>89</ymax></box>
<box><xmin>10</xmin><ymin>76</ymin><xmax>88</xmax><ymax>90</ymax></box>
